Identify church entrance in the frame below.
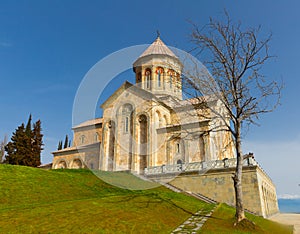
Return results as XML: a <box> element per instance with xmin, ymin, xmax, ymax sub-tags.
<box><xmin>139</xmin><ymin>115</ymin><xmax>148</xmax><ymax>174</ymax></box>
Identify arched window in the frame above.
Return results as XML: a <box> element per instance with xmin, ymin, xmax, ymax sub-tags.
<box><xmin>176</xmin><ymin>159</ymin><xmax>183</xmax><ymax>171</ymax></box>
<box><xmin>155</xmin><ymin>110</ymin><xmax>161</xmax><ymax>128</ymax></box>
<box><xmin>157</xmin><ymin>70</ymin><xmax>161</xmax><ymax>87</ymax></box>
<box><xmin>176</xmin><ymin>143</ymin><xmax>180</xmax><ymax>153</ymax></box>
<box><xmin>145</xmin><ymin>70</ymin><xmax>151</xmax><ymax>89</ymax></box>
<box><xmin>94</xmin><ymin>133</ymin><xmax>99</xmax><ymax>142</ymax></box>
<box><xmin>156</xmin><ymin>67</ymin><xmax>164</xmax><ymax>88</ymax></box>
<box><xmin>122</xmin><ymin>104</ymin><xmax>133</xmax><ymax>134</ymax></box>
<box><xmin>80</xmin><ymin>135</ymin><xmax>85</xmax><ymax>144</ymax></box>
<box><xmin>125</xmin><ymin>116</ymin><xmax>129</xmax><ymax>133</ymax></box>
<box><xmin>137</xmin><ymin>72</ymin><xmax>142</xmax><ymax>87</ymax></box>
<box><xmin>72</xmin><ymin>159</ymin><xmax>82</xmax><ymax>169</ymax></box>
<box><xmin>175</xmin><ymin>76</ymin><xmax>180</xmax><ymax>92</ymax></box>
<box><xmin>56</xmin><ymin>160</ymin><xmax>67</xmax><ymax>169</ymax></box>
<box><xmin>162</xmin><ymin>115</ymin><xmax>167</xmax><ymax>126</ymax></box>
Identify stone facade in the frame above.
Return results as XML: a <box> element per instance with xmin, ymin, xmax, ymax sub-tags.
<box><xmin>146</xmin><ymin>158</ymin><xmax>279</xmax><ymax>217</ymax></box>
<box><xmin>52</xmin><ymin>36</ymin><xmax>279</xmax><ymax>217</ymax></box>
<box><xmin>52</xmin><ymin>118</ymin><xmax>102</xmax><ymax>169</ymax></box>
<box><xmin>52</xmin><ymin>36</ymin><xmax>235</xmax><ymax>172</ymax></box>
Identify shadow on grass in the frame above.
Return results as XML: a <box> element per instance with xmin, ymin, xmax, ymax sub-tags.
<box><xmin>106</xmin><ymin>191</ymin><xmax>218</xmax><ymax>220</ymax></box>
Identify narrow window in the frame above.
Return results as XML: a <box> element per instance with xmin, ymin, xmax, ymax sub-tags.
<box><xmin>157</xmin><ymin>70</ymin><xmax>161</xmax><ymax>87</ymax></box>
<box><xmin>169</xmin><ymin>74</ymin><xmax>172</xmax><ymax>88</ymax></box>
<box><xmin>177</xmin><ymin>143</ymin><xmax>180</xmax><ymax>153</ymax></box>
<box><xmin>94</xmin><ymin>133</ymin><xmax>99</xmax><ymax>142</ymax></box>
<box><xmin>125</xmin><ymin>116</ymin><xmax>129</xmax><ymax>133</ymax></box>
<box><xmin>122</xmin><ymin>104</ymin><xmax>132</xmax><ymax>134</ymax></box>
<box><xmin>146</xmin><ymin>71</ymin><xmax>151</xmax><ymax>89</ymax></box>
<box><xmin>80</xmin><ymin>135</ymin><xmax>85</xmax><ymax>144</ymax></box>
<box><xmin>137</xmin><ymin>72</ymin><xmax>142</xmax><ymax>87</ymax></box>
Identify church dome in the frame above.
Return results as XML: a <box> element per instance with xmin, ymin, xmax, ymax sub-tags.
<box><xmin>137</xmin><ymin>36</ymin><xmax>178</xmax><ymax>60</ymax></box>
<box><xmin>133</xmin><ymin>35</ymin><xmax>183</xmax><ymax>100</ymax></box>
<box><xmin>133</xmin><ymin>35</ymin><xmax>181</xmax><ymax>68</ymax></box>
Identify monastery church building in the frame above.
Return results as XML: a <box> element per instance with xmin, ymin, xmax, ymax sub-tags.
<box><xmin>52</xmin><ymin>36</ymin><xmax>279</xmax><ymax>218</ymax></box>
<box><xmin>52</xmin><ymin>35</ymin><xmax>234</xmax><ymax>173</ymax></box>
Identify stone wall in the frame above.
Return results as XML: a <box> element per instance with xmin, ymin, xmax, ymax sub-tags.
<box><xmin>148</xmin><ymin>164</ymin><xmax>278</xmax><ymax>217</ymax></box>
<box><xmin>73</xmin><ymin>126</ymin><xmax>102</xmax><ymax>147</ymax></box>
<box><xmin>52</xmin><ymin>144</ymin><xmax>100</xmax><ymax>170</ymax></box>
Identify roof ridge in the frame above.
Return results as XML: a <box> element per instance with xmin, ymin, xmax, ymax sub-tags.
<box><xmin>138</xmin><ymin>37</ymin><xmax>178</xmax><ymax>59</ymax></box>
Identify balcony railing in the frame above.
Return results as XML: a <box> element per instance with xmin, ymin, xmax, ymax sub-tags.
<box><xmin>144</xmin><ymin>157</ymin><xmax>258</xmax><ymax>175</ymax></box>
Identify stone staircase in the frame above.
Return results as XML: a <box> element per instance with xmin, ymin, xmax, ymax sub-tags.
<box><xmin>188</xmin><ymin>192</ymin><xmax>218</xmax><ymax>204</ymax></box>
<box><xmin>160</xmin><ymin>182</ymin><xmax>257</xmax><ymax>215</ymax></box>
<box><xmin>159</xmin><ymin>182</ymin><xmax>182</xmax><ymax>193</ymax></box>
<box><xmin>160</xmin><ymin>182</ymin><xmax>218</xmax><ymax>204</ymax></box>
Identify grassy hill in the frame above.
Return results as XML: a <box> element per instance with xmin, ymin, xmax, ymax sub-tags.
<box><xmin>200</xmin><ymin>203</ymin><xmax>293</xmax><ymax>234</ymax></box>
<box><xmin>0</xmin><ymin>164</ymin><xmax>213</xmax><ymax>233</ymax></box>
<box><xmin>0</xmin><ymin>164</ymin><xmax>293</xmax><ymax>233</ymax></box>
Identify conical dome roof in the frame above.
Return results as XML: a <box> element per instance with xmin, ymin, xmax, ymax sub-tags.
<box><xmin>138</xmin><ymin>36</ymin><xmax>178</xmax><ymax>59</ymax></box>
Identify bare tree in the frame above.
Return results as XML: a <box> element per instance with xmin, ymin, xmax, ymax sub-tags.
<box><xmin>184</xmin><ymin>12</ymin><xmax>282</xmax><ymax>222</ymax></box>
<box><xmin>0</xmin><ymin>135</ymin><xmax>8</xmax><ymax>163</ymax></box>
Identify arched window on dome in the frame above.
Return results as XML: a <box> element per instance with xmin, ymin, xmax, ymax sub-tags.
<box><xmin>174</xmin><ymin>73</ymin><xmax>180</xmax><ymax>93</ymax></box>
<box><xmin>145</xmin><ymin>70</ymin><xmax>151</xmax><ymax>89</ymax></box>
<box><xmin>176</xmin><ymin>76</ymin><xmax>181</xmax><ymax>92</ymax></box>
<box><xmin>169</xmin><ymin>74</ymin><xmax>173</xmax><ymax>89</ymax></box>
<box><xmin>156</xmin><ymin>67</ymin><xmax>164</xmax><ymax>88</ymax></box>
<box><xmin>157</xmin><ymin>70</ymin><xmax>161</xmax><ymax>87</ymax></box>
<box><xmin>168</xmin><ymin>70</ymin><xmax>175</xmax><ymax>90</ymax></box>
<box><xmin>137</xmin><ymin>72</ymin><xmax>142</xmax><ymax>87</ymax></box>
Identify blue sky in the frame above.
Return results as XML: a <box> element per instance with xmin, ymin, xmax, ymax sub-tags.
<box><xmin>0</xmin><ymin>0</ymin><xmax>299</xmax><ymax>197</ymax></box>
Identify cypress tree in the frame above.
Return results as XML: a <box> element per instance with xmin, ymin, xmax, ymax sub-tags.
<box><xmin>25</xmin><ymin>114</ymin><xmax>32</xmax><ymax>136</ymax></box>
<box><xmin>63</xmin><ymin>135</ymin><xmax>69</xmax><ymax>149</ymax></box>
<box><xmin>5</xmin><ymin>124</ymin><xmax>31</xmax><ymax>165</ymax></box>
<box><xmin>5</xmin><ymin>115</ymin><xmax>43</xmax><ymax>167</ymax></box>
<box><xmin>25</xmin><ymin>114</ymin><xmax>34</xmax><ymax>166</ymax></box>
<box><xmin>32</xmin><ymin>120</ymin><xmax>43</xmax><ymax>167</ymax></box>
<box><xmin>57</xmin><ymin>141</ymin><xmax>62</xmax><ymax>150</ymax></box>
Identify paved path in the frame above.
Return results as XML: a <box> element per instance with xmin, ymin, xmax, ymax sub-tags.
<box><xmin>171</xmin><ymin>208</ymin><xmax>215</xmax><ymax>234</ymax></box>
<box><xmin>269</xmin><ymin>213</ymin><xmax>300</xmax><ymax>234</ymax></box>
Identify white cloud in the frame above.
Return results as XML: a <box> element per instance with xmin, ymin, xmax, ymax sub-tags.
<box><xmin>278</xmin><ymin>194</ymin><xmax>300</xmax><ymax>199</ymax></box>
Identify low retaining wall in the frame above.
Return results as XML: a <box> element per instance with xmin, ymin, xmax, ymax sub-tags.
<box><xmin>147</xmin><ymin>165</ymin><xmax>279</xmax><ymax>217</ymax></box>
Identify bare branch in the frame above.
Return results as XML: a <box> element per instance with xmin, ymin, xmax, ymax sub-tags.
<box><xmin>185</xmin><ymin>10</ymin><xmax>282</xmax><ymax>223</ymax></box>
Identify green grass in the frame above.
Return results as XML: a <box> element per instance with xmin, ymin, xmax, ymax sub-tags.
<box><xmin>0</xmin><ymin>164</ymin><xmax>214</xmax><ymax>233</ymax></box>
<box><xmin>199</xmin><ymin>203</ymin><xmax>293</xmax><ymax>234</ymax></box>
<box><xmin>0</xmin><ymin>165</ymin><xmax>293</xmax><ymax>233</ymax></box>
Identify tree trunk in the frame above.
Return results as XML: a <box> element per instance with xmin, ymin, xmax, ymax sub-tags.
<box><xmin>233</xmin><ymin>121</ymin><xmax>245</xmax><ymax>222</ymax></box>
